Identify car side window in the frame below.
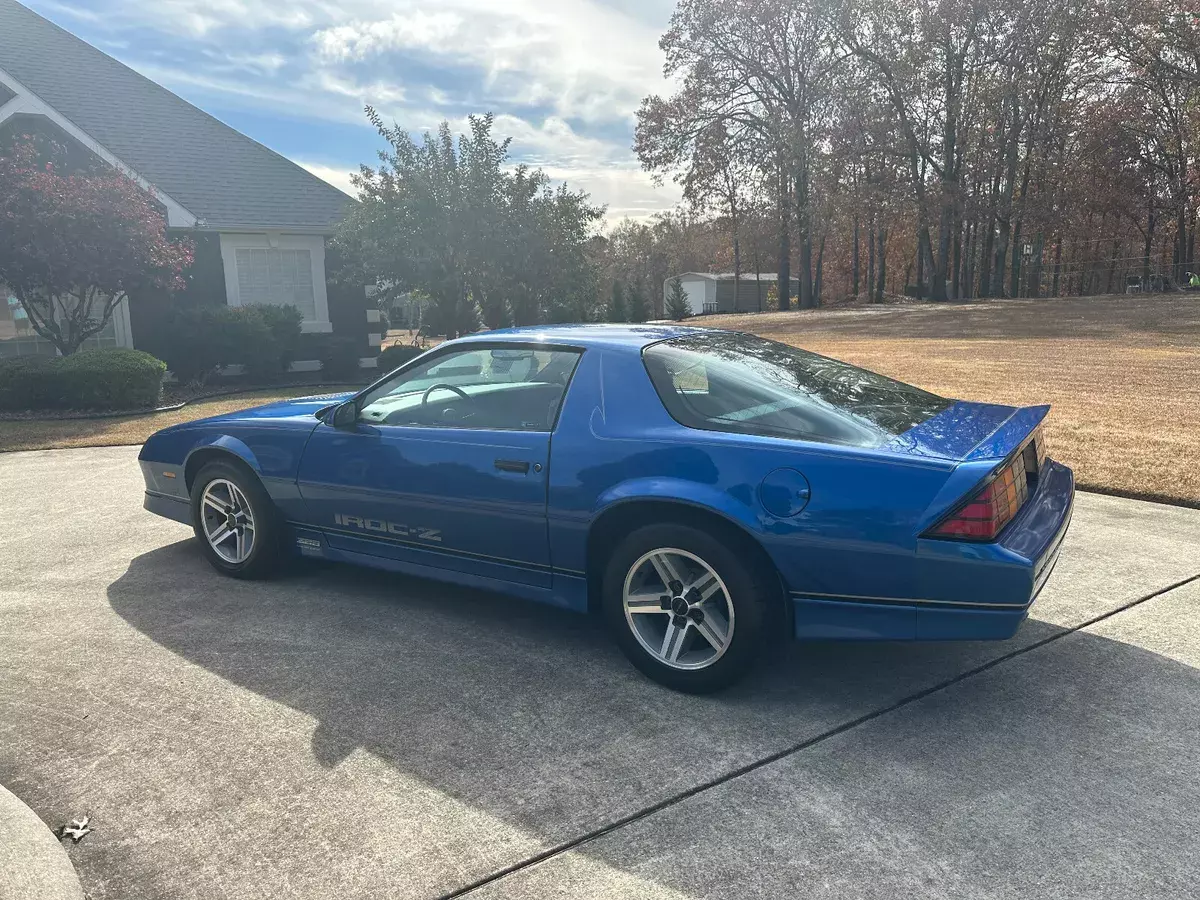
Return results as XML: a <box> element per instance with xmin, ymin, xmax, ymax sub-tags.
<box><xmin>357</xmin><ymin>347</ymin><xmax>581</xmax><ymax>432</ymax></box>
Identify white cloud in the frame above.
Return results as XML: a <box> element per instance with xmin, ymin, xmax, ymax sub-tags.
<box><xmin>296</xmin><ymin>161</ymin><xmax>359</xmax><ymax>197</ymax></box>
<box><xmin>38</xmin><ymin>0</ymin><xmax>683</xmax><ymax>218</ymax></box>
<box><xmin>305</xmin><ymin>0</ymin><xmax>668</xmax><ymax>123</ymax></box>
<box><xmin>313</xmin><ymin>11</ymin><xmax>465</xmax><ymax>62</ymax></box>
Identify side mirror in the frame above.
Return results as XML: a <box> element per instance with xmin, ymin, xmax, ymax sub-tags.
<box><xmin>331</xmin><ymin>401</ymin><xmax>358</xmax><ymax>429</ymax></box>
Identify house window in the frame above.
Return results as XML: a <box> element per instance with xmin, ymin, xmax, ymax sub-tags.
<box><xmin>220</xmin><ymin>234</ymin><xmax>331</xmax><ymax>333</ymax></box>
<box><xmin>0</xmin><ymin>288</ymin><xmax>124</xmax><ymax>358</ymax></box>
<box><xmin>234</xmin><ymin>248</ymin><xmax>317</xmax><ymax>320</ymax></box>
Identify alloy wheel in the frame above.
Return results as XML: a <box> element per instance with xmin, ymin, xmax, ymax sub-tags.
<box><xmin>200</xmin><ymin>478</ymin><xmax>256</xmax><ymax>564</ymax></box>
<box><xmin>622</xmin><ymin>547</ymin><xmax>735</xmax><ymax>670</ymax></box>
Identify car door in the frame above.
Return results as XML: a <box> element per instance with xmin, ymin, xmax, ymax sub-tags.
<box><xmin>296</xmin><ymin>344</ymin><xmax>582</xmax><ymax>588</ymax></box>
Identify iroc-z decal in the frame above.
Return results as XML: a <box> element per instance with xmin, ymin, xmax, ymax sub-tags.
<box><xmin>334</xmin><ymin>514</ymin><xmax>443</xmax><ymax>543</ymax></box>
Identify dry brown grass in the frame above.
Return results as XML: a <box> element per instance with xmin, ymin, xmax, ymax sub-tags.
<box><xmin>4</xmin><ymin>297</ymin><xmax>1198</xmax><ymax>503</ymax></box>
<box><xmin>0</xmin><ymin>389</ymin><xmax>331</xmax><ymax>453</ymax></box>
<box><xmin>703</xmin><ymin>295</ymin><xmax>1200</xmax><ymax>505</ymax></box>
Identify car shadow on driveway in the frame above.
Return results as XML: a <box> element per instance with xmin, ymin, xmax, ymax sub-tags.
<box><xmin>106</xmin><ymin>541</ymin><xmax>1200</xmax><ymax>899</ymax></box>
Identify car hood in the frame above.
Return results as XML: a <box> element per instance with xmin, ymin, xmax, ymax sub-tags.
<box><xmin>197</xmin><ymin>391</ymin><xmax>356</xmax><ymax>425</ymax></box>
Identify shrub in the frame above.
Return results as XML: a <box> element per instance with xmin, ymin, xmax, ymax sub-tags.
<box><xmin>0</xmin><ymin>348</ymin><xmax>166</xmax><ymax>411</ymax></box>
<box><xmin>156</xmin><ymin>307</ymin><xmax>221</xmax><ymax>383</ymax></box>
<box><xmin>158</xmin><ymin>305</ymin><xmax>299</xmax><ymax>383</ymax></box>
<box><xmin>318</xmin><ymin>335</ymin><xmax>363</xmax><ymax>381</ymax></box>
<box><xmin>665</xmin><ymin>278</ymin><xmax>691</xmax><ymax>320</ymax></box>
<box><xmin>764</xmin><ymin>283</ymin><xmax>780</xmax><ymax>312</ymax></box>
<box><xmin>0</xmin><ymin>356</ymin><xmax>53</xmax><ymax>409</ymax></box>
<box><xmin>377</xmin><ymin>344</ymin><xmax>425</xmax><ymax>373</ymax></box>
<box><xmin>254</xmin><ymin>305</ymin><xmax>304</xmax><ymax>376</ymax></box>
<box><xmin>54</xmin><ymin>349</ymin><xmax>167</xmax><ymax>409</ymax></box>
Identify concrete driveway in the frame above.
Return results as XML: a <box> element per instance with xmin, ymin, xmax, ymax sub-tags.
<box><xmin>1</xmin><ymin>445</ymin><xmax>1199</xmax><ymax>900</ymax></box>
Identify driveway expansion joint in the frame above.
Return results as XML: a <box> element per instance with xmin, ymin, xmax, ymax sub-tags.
<box><xmin>440</xmin><ymin>570</ymin><xmax>1200</xmax><ymax>900</ymax></box>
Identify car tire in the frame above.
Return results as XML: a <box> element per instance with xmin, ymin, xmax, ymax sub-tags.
<box><xmin>601</xmin><ymin>523</ymin><xmax>773</xmax><ymax>693</ymax></box>
<box><xmin>190</xmin><ymin>459</ymin><xmax>281</xmax><ymax>579</ymax></box>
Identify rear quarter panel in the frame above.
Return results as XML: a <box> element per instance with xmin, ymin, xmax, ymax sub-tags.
<box><xmin>548</xmin><ymin>348</ymin><xmax>956</xmax><ymax>600</ymax></box>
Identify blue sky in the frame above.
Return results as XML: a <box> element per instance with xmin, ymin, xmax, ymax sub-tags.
<box><xmin>25</xmin><ymin>0</ymin><xmax>683</xmax><ymax>222</ymax></box>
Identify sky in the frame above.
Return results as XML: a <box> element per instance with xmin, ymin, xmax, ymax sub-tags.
<box><xmin>24</xmin><ymin>0</ymin><xmax>684</xmax><ymax>223</ymax></box>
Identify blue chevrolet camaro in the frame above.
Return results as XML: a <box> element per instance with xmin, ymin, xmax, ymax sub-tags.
<box><xmin>139</xmin><ymin>325</ymin><xmax>1074</xmax><ymax>692</ymax></box>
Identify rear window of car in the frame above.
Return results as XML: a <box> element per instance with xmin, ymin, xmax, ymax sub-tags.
<box><xmin>642</xmin><ymin>332</ymin><xmax>953</xmax><ymax>448</ymax></box>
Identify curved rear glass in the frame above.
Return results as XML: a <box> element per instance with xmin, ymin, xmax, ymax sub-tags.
<box><xmin>643</xmin><ymin>332</ymin><xmax>953</xmax><ymax>448</ymax></box>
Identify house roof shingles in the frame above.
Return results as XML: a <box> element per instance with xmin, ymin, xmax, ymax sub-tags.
<box><xmin>0</xmin><ymin>0</ymin><xmax>352</xmax><ymax>230</ymax></box>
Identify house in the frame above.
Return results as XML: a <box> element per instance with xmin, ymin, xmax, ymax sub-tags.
<box><xmin>664</xmin><ymin>273</ymin><xmax>802</xmax><ymax>316</ymax></box>
<box><xmin>0</xmin><ymin>0</ymin><xmax>378</xmax><ymax>368</ymax></box>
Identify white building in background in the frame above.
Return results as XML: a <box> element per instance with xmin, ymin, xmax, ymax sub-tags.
<box><xmin>664</xmin><ymin>273</ymin><xmax>802</xmax><ymax>315</ymax></box>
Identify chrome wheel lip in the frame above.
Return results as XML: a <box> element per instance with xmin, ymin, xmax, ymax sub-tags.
<box><xmin>622</xmin><ymin>547</ymin><xmax>735</xmax><ymax>671</ymax></box>
<box><xmin>200</xmin><ymin>478</ymin><xmax>256</xmax><ymax>565</ymax></box>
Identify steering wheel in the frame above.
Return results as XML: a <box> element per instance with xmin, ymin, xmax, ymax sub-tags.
<box><xmin>420</xmin><ymin>383</ymin><xmax>477</xmax><ymax>419</ymax></box>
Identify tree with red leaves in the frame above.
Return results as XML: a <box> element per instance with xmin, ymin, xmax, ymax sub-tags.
<box><xmin>0</xmin><ymin>137</ymin><xmax>193</xmax><ymax>355</ymax></box>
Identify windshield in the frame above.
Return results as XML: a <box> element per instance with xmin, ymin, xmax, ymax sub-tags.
<box><xmin>642</xmin><ymin>332</ymin><xmax>953</xmax><ymax>448</ymax></box>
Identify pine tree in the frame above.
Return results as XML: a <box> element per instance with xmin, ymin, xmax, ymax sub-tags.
<box><xmin>665</xmin><ymin>278</ymin><xmax>691</xmax><ymax>320</ymax></box>
<box><xmin>627</xmin><ymin>282</ymin><xmax>650</xmax><ymax>323</ymax></box>
<box><xmin>607</xmin><ymin>280</ymin><xmax>628</xmax><ymax>322</ymax></box>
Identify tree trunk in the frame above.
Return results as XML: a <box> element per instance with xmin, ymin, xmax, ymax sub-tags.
<box><xmin>979</xmin><ymin>174</ymin><xmax>1000</xmax><ymax>297</ymax></box>
<box><xmin>778</xmin><ymin>169</ymin><xmax>792</xmax><ymax>311</ymax></box>
<box><xmin>1027</xmin><ymin>231</ymin><xmax>1045</xmax><ymax>298</ymax></box>
<box><xmin>733</xmin><ymin>235</ymin><xmax>742</xmax><ymax>312</ymax></box>
<box><xmin>875</xmin><ymin>227</ymin><xmax>888</xmax><ymax>303</ymax></box>
<box><xmin>916</xmin><ymin>231</ymin><xmax>925</xmax><ymax>302</ymax></box>
<box><xmin>814</xmin><ymin>233</ymin><xmax>826</xmax><ymax>306</ymax></box>
<box><xmin>1189</xmin><ymin>207</ymin><xmax>1197</xmax><ymax>273</ymax></box>
<box><xmin>852</xmin><ymin>215</ymin><xmax>861</xmax><ymax>298</ymax></box>
<box><xmin>1052</xmin><ymin>236</ymin><xmax>1063</xmax><ymax>297</ymax></box>
<box><xmin>933</xmin><ymin>191</ymin><xmax>953</xmax><ymax>301</ymax></box>
<box><xmin>1177</xmin><ymin>202</ymin><xmax>1189</xmax><ymax>287</ymax></box>
<box><xmin>1010</xmin><ymin>222</ymin><xmax>1023</xmax><ymax>298</ymax></box>
<box><xmin>1143</xmin><ymin>205</ymin><xmax>1156</xmax><ymax>287</ymax></box>
<box><xmin>963</xmin><ymin>217</ymin><xmax>977</xmax><ymax>299</ymax></box>
<box><xmin>796</xmin><ymin>171</ymin><xmax>815</xmax><ymax>309</ymax></box>
<box><xmin>951</xmin><ymin>213</ymin><xmax>963</xmax><ymax>300</ymax></box>
<box><xmin>992</xmin><ymin>92</ymin><xmax>1022</xmax><ymax>297</ymax></box>
<box><xmin>753</xmin><ymin>244</ymin><xmax>763</xmax><ymax>311</ymax></box>
<box><xmin>867</xmin><ymin>216</ymin><xmax>877</xmax><ymax>304</ymax></box>
<box><xmin>1106</xmin><ymin>237</ymin><xmax>1120</xmax><ymax>294</ymax></box>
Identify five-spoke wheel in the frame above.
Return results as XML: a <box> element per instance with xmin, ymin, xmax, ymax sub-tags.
<box><xmin>190</xmin><ymin>460</ymin><xmax>280</xmax><ymax>579</ymax></box>
<box><xmin>604</xmin><ymin>523</ymin><xmax>773</xmax><ymax>693</ymax></box>
<box><xmin>200</xmin><ymin>478</ymin><xmax>256</xmax><ymax>564</ymax></box>
<box><xmin>623</xmin><ymin>548</ymin><xmax>734</xmax><ymax>670</ymax></box>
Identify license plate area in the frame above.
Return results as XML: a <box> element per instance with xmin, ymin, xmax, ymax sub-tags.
<box><xmin>1022</xmin><ymin>430</ymin><xmax>1045</xmax><ymax>488</ymax></box>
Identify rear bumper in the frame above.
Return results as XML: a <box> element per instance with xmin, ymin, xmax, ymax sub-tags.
<box><xmin>793</xmin><ymin>460</ymin><xmax>1074</xmax><ymax>641</ymax></box>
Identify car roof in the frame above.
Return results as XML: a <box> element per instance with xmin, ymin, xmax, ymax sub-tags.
<box><xmin>449</xmin><ymin>323</ymin><xmax>722</xmax><ymax>352</ymax></box>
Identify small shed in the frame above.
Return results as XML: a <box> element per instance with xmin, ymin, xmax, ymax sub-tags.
<box><xmin>664</xmin><ymin>273</ymin><xmax>801</xmax><ymax>315</ymax></box>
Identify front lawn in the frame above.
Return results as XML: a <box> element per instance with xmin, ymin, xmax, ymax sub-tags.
<box><xmin>701</xmin><ymin>294</ymin><xmax>1200</xmax><ymax>505</ymax></box>
<box><xmin>0</xmin><ymin>388</ymin><xmax>350</xmax><ymax>453</ymax></box>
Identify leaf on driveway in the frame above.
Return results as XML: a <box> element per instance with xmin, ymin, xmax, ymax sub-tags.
<box><xmin>56</xmin><ymin>815</ymin><xmax>91</xmax><ymax>843</ymax></box>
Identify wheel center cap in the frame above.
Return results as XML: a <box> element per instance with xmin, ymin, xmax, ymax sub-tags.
<box><xmin>671</xmin><ymin>596</ymin><xmax>689</xmax><ymax>616</ymax></box>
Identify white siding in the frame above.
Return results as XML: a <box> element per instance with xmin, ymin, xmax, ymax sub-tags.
<box><xmin>682</xmin><ymin>279</ymin><xmax>707</xmax><ymax>315</ymax></box>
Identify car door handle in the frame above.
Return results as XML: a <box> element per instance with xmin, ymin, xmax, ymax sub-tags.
<box><xmin>494</xmin><ymin>459</ymin><xmax>531</xmax><ymax>474</ymax></box>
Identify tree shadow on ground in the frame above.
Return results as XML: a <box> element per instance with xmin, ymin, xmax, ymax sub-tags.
<box><xmin>108</xmin><ymin>541</ymin><xmax>1199</xmax><ymax>898</ymax></box>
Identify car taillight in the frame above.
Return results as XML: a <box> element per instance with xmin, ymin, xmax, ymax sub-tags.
<box><xmin>927</xmin><ymin>454</ymin><xmax>1030</xmax><ymax>541</ymax></box>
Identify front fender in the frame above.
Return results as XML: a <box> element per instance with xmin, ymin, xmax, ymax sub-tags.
<box><xmin>185</xmin><ymin>435</ymin><xmax>263</xmax><ymax>476</ymax></box>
